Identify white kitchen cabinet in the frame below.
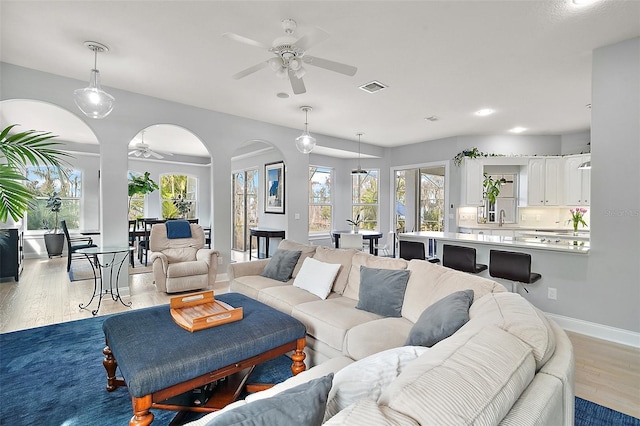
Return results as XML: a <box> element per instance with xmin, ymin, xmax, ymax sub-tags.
<box><xmin>527</xmin><ymin>157</ymin><xmax>562</xmax><ymax>206</ymax></box>
<box><xmin>462</xmin><ymin>158</ymin><xmax>484</xmax><ymax>205</ymax></box>
<box><xmin>564</xmin><ymin>154</ymin><xmax>591</xmax><ymax>206</ymax></box>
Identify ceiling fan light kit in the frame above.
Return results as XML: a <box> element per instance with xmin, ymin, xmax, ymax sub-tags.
<box><xmin>352</xmin><ymin>133</ymin><xmax>368</xmax><ymax>175</ymax></box>
<box><xmin>224</xmin><ymin>18</ymin><xmax>357</xmax><ymax>95</ymax></box>
<box><xmin>295</xmin><ymin>106</ymin><xmax>316</xmax><ymax>154</ymax></box>
<box><xmin>128</xmin><ymin>130</ymin><xmax>173</xmax><ymax>159</ymax></box>
<box><xmin>73</xmin><ymin>41</ymin><xmax>115</xmax><ymax>119</ymax></box>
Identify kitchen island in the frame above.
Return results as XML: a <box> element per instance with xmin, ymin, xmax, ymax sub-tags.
<box><xmin>398</xmin><ymin>231</ymin><xmax>589</xmax><ymax>299</ymax></box>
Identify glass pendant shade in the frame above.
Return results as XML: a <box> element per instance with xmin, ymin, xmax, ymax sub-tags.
<box><xmin>74</xmin><ymin>69</ymin><xmax>115</xmax><ymax>119</ymax></box>
<box><xmin>295</xmin><ymin>130</ymin><xmax>316</xmax><ymax>154</ymax></box>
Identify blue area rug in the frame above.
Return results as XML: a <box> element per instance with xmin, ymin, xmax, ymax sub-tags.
<box><xmin>1</xmin><ymin>314</ymin><xmax>638</xmax><ymax>425</ymax></box>
<box><xmin>0</xmin><ymin>312</ymin><xmax>291</xmax><ymax>426</ymax></box>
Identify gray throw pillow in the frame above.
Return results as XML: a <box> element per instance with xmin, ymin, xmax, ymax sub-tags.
<box><xmin>205</xmin><ymin>373</ymin><xmax>333</xmax><ymax>426</ymax></box>
<box><xmin>355</xmin><ymin>266</ymin><xmax>411</xmax><ymax>317</ymax></box>
<box><xmin>405</xmin><ymin>289</ymin><xmax>474</xmax><ymax>347</ymax></box>
<box><xmin>261</xmin><ymin>249</ymin><xmax>302</xmax><ymax>282</ymax></box>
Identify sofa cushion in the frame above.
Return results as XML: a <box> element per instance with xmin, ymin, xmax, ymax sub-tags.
<box><xmin>466</xmin><ymin>292</ymin><xmax>557</xmax><ymax>370</ymax></box>
<box><xmin>324</xmin><ymin>346</ymin><xmax>429</xmax><ymax>421</ymax></box>
<box><xmin>294</xmin><ymin>257</ymin><xmax>341</xmax><ymax>299</ymax></box>
<box><xmin>203</xmin><ymin>374</ymin><xmax>333</xmax><ymax>426</ymax></box>
<box><xmin>230</xmin><ymin>275</ymin><xmax>290</xmax><ymax>300</ymax></box>
<box><xmin>405</xmin><ymin>289</ymin><xmax>474</xmax><ymax>347</ymax></box>
<box><xmin>258</xmin><ymin>285</ymin><xmax>332</xmax><ymax>315</ymax></box>
<box><xmin>312</xmin><ymin>246</ymin><xmax>357</xmax><ymax>294</ymax></box>
<box><xmin>323</xmin><ymin>399</ymin><xmax>419</xmax><ymax>426</ymax></box>
<box><xmin>261</xmin><ymin>249</ymin><xmax>301</xmax><ymax>282</ymax></box>
<box><xmin>378</xmin><ymin>326</ymin><xmax>535</xmax><ymax>425</ymax></box>
<box><xmin>278</xmin><ymin>240</ymin><xmax>317</xmax><ymax>277</ymax></box>
<box><xmin>356</xmin><ymin>266</ymin><xmax>410</xmax><ymax>317</ymax></box>
<box><xmin>402</xmin><ymin>259</ymin><xmax>506</xmax><ymax>323</ymax></box>
<box><xmin>344</xmin><ymin>317</ymin><xmax>414</xmax><ymax>360</ymax></box>
<box><xmin>292</xmin><ymin>297</ymin><xmax>382</xmax><ymax>351</ymax></box>
<box><xmin>343</xmin><ymin>253</ymin><xmax>408</xmax><ymax>301</ymax></box>
<box><xmin>166</xmin><ymin>260</ymin><xmax>209</xmax><ymax>278</ymax></box>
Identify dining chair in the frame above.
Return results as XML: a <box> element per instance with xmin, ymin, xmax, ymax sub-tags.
<box><xmin>138</xmin><ymin>218</ymin><xmax>165</xmax><ymax>266</ymax></box>
<box><xmin>339</xmin><ymin>233</ymin><xmax>364</xmax><ymax>251</ymax></box>
<box><xmin>128</xmin><ymin>220</ymin><xmax>137</xmax><ymax>267</ymax></box>
<box><xmin>61</xmin><ymin>219</ymin><xmax>97</xmax><ymax>272</ymax></box>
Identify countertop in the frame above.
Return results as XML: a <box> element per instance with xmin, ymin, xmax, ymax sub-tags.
<box><xmin>399</xmin><ymin>231</ymin><xmax>590</xmax><ymax>254</ymax></box>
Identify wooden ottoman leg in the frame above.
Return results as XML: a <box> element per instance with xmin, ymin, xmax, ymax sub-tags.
<box><xmin>291</xmin><ymin>337</ymin><xmax>306</xmax><ymax>376</ymax></box>
<box><xmin>103</xmin><ymin>344</ymin><xmax>119</xmax><ymax>392</ymax></box>
<box><xmin>130</xmin><ymin>395</ymin><xmax>154</xmax><ymax>426</ymax></box>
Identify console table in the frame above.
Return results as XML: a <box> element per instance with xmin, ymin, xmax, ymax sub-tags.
<box><xmin>249</xmin><ymin>228</ymin><xmax>285</xmax><ymax>260</ymax></box>
<box><xmin>0</xmin><ymin>228</ymin><xmax>23</xmax><ymax>281</ymax></box>
<box><xmin>77</xmin><ymin>246</ymin><xmax>133</xmax><ymax>315</ymax></box>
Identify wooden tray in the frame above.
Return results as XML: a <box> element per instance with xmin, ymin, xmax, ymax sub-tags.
<box><xmin>170</xmin><ymin>291</ymin><xmax>243</xmax><ymax>332</ymax></box>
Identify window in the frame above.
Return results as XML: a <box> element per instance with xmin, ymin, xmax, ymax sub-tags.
<box><xmin>309</xmin><ymin>166</ymin><xmax>333</xmax><ymax>234</ymax></box>
<box><xmin>352</xmin><ymin>170</ymin><xmax>378</xmax><ymax>230</ymax></box>
<box><xmin>160</xmin><ymin>174</ymin><xmax>197</xmax><ymax>219</ymax></box>
<box><xmin>25</xmin><ymin>166</ymin><xmax>82</xmax><ymax>230</ymax></box>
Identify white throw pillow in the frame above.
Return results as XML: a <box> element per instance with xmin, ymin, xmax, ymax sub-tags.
<box><xmin>323</xmin><ymin>346</ymin><xmax>430</xmax><ymax>422</ymax></box>
<box><xmin>293</xmin><ymin>257</ymin><xmax>341</xmax><ymax>299</ymax></box>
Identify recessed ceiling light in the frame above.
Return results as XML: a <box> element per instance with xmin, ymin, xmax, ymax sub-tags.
<box><xmin>509</xmin><ymin>126</ymin><xmax>527</xmax><ymax>133</ymax></box>
<box><xmin>572</xmin><ymin>0</ymin><xmax>597</xmax><ymax>5</ymax></box>
<box><xmin>474</xmin><ymin>108</ymin><xmax>495</xmax><ymax>117</ymax></box>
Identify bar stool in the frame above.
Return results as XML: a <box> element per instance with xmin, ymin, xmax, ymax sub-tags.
<box><xmin>400</xmin><ymin>240</ymin><xmax>440</xmax><ymax>263</ymax></box>
<box><xmin>489</xmin><ymin>249</ymin><xmax>541</xmax><ymax>293</ymax></box>
<box><xmin>442</xmin><ymin>244</ymin><xmax>487</xmax><ymax>273</ymax></box>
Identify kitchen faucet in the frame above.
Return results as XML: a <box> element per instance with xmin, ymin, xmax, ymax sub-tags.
<box><xmin>499</xmin><ymin>209</ymin><xmax>506</xmax><ymax>227</ymax></box>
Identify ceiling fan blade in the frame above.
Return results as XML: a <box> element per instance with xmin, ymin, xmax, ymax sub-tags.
<box><xmin>222</xmin><ymin>32</ymin><xmax>270</xmax><ymax>50</ymax></box>
<box><xmin>294</xmin><ymin>27</ymin><xmax>330</xmax><ymax>51</ymax></box>
<box><xmin>303</xmin><ymin>55</ymin><xmax>357</xmax><ymax>76</ymax></box>
<box><xmin>288</xmin><ymin>69</ymin><xmax>306</xmax><ymax>94</ymax></box>
<box><xmin>149</xmin><ymin>151</ymin><xmax>164</xmax><ymax>159</ymax></box>
<box><xmin>128</xmin><ymin>150</ymin><xmax>138</xmax><ymax>156</ymax></box>
<box><xmin>233</xmin><ymin>61</ymin><xmax>269</xmax><ymax>80</ymax></box>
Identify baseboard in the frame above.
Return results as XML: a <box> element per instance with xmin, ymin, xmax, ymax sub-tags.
<box><xmin>545</xmin><ymin>312</ymin><xmax>640</xmax><ymax>348</ymax></box>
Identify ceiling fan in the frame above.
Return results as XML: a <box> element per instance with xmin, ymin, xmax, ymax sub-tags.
<box><xmin>128</xmin><ymin>131</ymin><xmax>173</xmax><ymax>159</ymax></box>
<box><xmin>223</xmin><ymin>19</ymin><xmax>358</xmax><ymax>95</ymax></box>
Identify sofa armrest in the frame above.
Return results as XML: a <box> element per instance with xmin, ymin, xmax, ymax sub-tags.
<box><xmin>227</xmin><ymin>258</ymin><xmax>270</xmax><ymax>281</ymax></box>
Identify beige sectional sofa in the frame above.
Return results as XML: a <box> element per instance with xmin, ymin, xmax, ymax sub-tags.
<box><xmin>193</xmin><ymin>240</ymin><xmax>574</xmax><ymax>425</ymax></box>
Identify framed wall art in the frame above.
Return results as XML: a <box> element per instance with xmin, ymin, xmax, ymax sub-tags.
<box><xmin>265</xmin><ymin>161</ymin><xmax>285</xmax><ymax>214</ymax></box>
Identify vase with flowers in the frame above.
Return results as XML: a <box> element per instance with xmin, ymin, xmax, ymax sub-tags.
<box><xmin>569</xmin><ymin>208</ymin><xmax>588</xmax><ymax>245</ymax></box>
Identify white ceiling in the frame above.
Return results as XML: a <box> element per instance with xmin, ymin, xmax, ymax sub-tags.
<box><xmin>1</xmin><ymin>1</ymin><xmax>639</xmax><ymax>155</ymax></box>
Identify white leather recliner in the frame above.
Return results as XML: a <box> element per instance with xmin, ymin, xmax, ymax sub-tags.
<box><xmin>149</xmin><ymin>222</ymin><xmax>219</xmax><ymax>293</ymax></box>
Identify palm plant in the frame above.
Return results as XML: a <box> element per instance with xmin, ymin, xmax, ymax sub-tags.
<box><xmin>0</xmin><ymin>125</ymin><xmax>70</xmax><ymax>222</ymax></box>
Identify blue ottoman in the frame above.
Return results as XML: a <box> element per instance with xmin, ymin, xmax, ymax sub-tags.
<box><xmin>102</xmin><ymin>293</ymin><xmax>307</xmax><ymax>426</ymax></box>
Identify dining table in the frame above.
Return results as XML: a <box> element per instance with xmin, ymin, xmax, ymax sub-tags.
<box><xmin>331</xmin><ymin>230</ymin><xmax>383</xmax><ymax>255</ymax></box>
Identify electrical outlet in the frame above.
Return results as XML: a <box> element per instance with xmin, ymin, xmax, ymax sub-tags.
<box><xmin>547</xmin><ymin>287</ymin><xmax>557</xmax><ymax>300</ymax></box>
<box><xmin>521</xmin><ymin>214</ymin><xmax>527</xmax><ymax>221</ymax></box>
<box><xmin>217</xmin><ymin>257</ymin><xmax>223</xmax><ymax>265</ymax></box>
<box><xmin>535</xmin><ymin>215</ymin><xmax>541</xmax><ymax>221</ymax></box>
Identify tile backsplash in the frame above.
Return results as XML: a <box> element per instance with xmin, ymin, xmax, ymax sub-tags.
<box><xmin>458</xmin><ymin>206</ymin><xmax>590</xmax><ymax>230</ymax></box>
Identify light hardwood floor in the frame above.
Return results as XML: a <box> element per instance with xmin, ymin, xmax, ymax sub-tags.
<box><xmin>1</xmin><ymin>257</ymin><xmax>639</xmax><ymax>419</ymax></box>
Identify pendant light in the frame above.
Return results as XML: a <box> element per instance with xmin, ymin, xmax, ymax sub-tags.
<box><xmin>577</xmin><ymin>160</ymin><xmax>591</xmax><ymax>170</ymax></box>
<box><xmin>73</xmin><ymin>41</ymin><xmax>115</xmax><ymax>119</ymax></box>
<box><xmin>295</xmin><ymin>106</ymin><xmax>316</xmax><ymax>153</ymax></box>
<box><xmin>352</xmin><ymin>133</ymin><xmax>367</xmax><ymax>175</ymax></box>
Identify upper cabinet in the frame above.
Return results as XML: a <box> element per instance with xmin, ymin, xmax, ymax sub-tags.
<box><xmin>564</xmin><ymin>154</ymin><xmax>591</xmax><ymax>206</ymax></box>
<box><xmin>527</xmin><ymin>157</ymin><xmax>563</xmax><ymax>206</ymax></box>
<box><xmin>462</xmin><ymin>159</ymin><xmax>484</xmax><ymax>205</ymax></box>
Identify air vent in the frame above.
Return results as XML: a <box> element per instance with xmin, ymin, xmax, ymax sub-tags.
<box><xmin>359</xmin><ymin>80</ymin><xmax>388</xmax><ymax>93</ymax></box>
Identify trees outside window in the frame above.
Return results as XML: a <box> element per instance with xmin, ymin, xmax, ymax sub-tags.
<box><xmin>352</xmin><ymin>170</ymin><xmax>378</xmax><ymax>230</ymax></box>
<box><xmin>309</xmin><ymin>166</ymin><xmax>332</xmax><ymax>234</ymax></box>
<box><xmin>25</xmin><ymin>166</ymin><xmax>81</xmax><ymax>230</ymax></box>
<box><xmin>160</xmin><ymin>174</ymin><xmax>197</xmax><ymax>219</ymax></box>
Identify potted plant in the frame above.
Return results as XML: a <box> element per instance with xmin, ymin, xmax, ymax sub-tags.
<box><xmin>172</xmin><ymin>195</ymin><xmax>191</xmax><ymax>219</ymax></box>
<box><xmin>128</xmin><ymin>171</ymin><xmax>159</xmax><ymax>217</ymax></box>
<box><xmin>43</xmin><ymin>192</ymin><xmax>65</xmax><ymax>257</ymax></box>
<box><xmin>482</xmin><ymin>173</ymin><xmax>502</xmax><ymax>205</ymax></box>
<box><xmin>346</xmin><ymin>213</ymin><xmax>363</xmax><ymax>232</ymax></box>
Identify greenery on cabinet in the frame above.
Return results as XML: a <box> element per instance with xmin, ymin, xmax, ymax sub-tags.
<box><xmin>453</xmin><ymin>147</ymin><xmax>503</xmax><ymax>166</ymax></box>
<box><xmin>128</xmin><ymin>171</ymin><xmax>159</xmax><ymax>219</ymax></box>
<box><xmin>0</xmin><ymin>124</ymin><xmax>70</xmax><ymax>223</ymax></box>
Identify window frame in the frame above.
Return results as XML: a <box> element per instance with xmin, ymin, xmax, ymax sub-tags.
<box><xmin>159</xmin><ymin>173</ymin><xmax>198</xmax><ymax>219</ymax></box>
<box><xmin>308</xmin><ymin>165</ymin><xmax>334</xmax><ymax>236</ymax></box>
<box><xmin>351</xmin><ymin>169</ymin><xmax>379</xmax><ymax>230</ymax></box>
